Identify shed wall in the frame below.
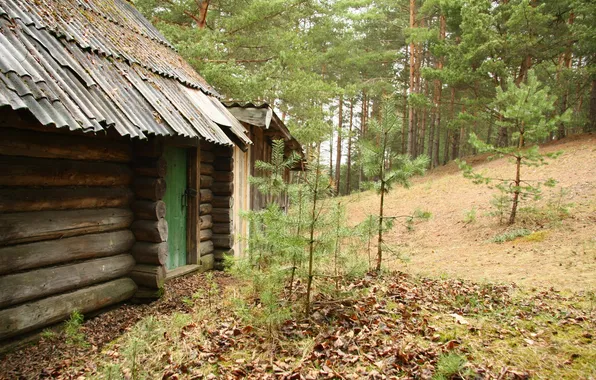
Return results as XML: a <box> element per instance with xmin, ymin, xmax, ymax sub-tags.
<box><xmin>0</xmin><ymin>124</ymin><xmax>137</xmax><ymax>341</ymax></box>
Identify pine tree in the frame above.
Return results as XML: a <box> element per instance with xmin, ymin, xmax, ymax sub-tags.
<box><xmin>360</xmin><ymin>102</ymin><xmax>428</xmax><ymax>271</ymax></box>
<box><xmin>459</xmin><ymin>71</ymin><xmax>569</xmax><ymax>225</ymax></box>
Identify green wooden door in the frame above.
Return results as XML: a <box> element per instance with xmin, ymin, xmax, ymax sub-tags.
<box><xmin>164</xmin><ymin>146</ymin><xmax>188</xmax><ymax>269</ymax></box>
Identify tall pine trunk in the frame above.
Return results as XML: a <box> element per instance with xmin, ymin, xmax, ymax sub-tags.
<box><xmin>588</xmin><ymin>79</ymin><xmax>596</xmax><ymax>133</ymax></box>
<box><xmin>359</xmin><ymin>91</ymin><xmax>367</xmax><ymax>189</ymax></box>
<box><xmin>346</xmin><ymin>100</ymin><xmax>354</xmax><ymax>194</ymax></box>
<box><xmin>335</xmin><ymin>95</ymin><xmax>343</xmax><ymax>194</ymax></box>
<box><xmin>375</xmin><ymin>130</ymin><xmax>389</xmax><ymax>272</ymax></box>
<box><xmin>407</xmin><ymin>0</ymin><xmax>417</xmax><ymax>156</ymax></box>
<box><xmin>305</xmin><ymin>152</ymin><xmax>322</xmax><ymax>316</ymax></box>
<box><xmin>557</xmin><ymin>12</ymin><xmax>575</xmax><ymax>140</ymax></box>
<box><xmin>431</xmin><ymin>14</ymin><xmax>445</xmax><ymax>168</ymax></box>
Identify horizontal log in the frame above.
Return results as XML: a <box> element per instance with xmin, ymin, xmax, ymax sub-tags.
<box><xmin>200</xmin><ymin>240</ymin><xmax>214</xmax><ymax>256</ymax></box>
<box><xmin>131</xmin><ymin>219</ymin><xmax>168</xmax><ymax>243</ymax></box>
<box><xmin>132</xmin><ymin>242</ymin><xmax>168</xmax><ymax>265</ymax></box>
<box><xmin>201</xmin><ymin>253</ymin><xmax>214</xmax><ymax>271</ymax></box>
<box><xmin>200</xmin><ymin>164</ymin><xmax>214</xmax><ymax>176</ymax></box>
<box><xmin>199</xmin><ymin>203</ymin><xmax>212</xmax><ymax>215</ymax></box>
<box><xmin>0</xmin><ymin>127</ymin><xmax>132</xmax><ymax>162</ymax></box>
<box><xmin>0</xmin><ymin>156</ymin><xmax>133</xmax><ymax>187</ymax></box>
<box><xmin>212</xmin><ymin>223</ymin><xmax>231</xmax><ymax>234</ymax></box>
<box><xmin>213</xmin><ymin>172</ymin><xmax>233</xmax><ymax>182</ymax></box>
<box><xmin>129</xmin><ymin>264</ymin><xmax>165</xmax><ymax>289</ymax></box>
<box><xmin>212</xmin><ymin>196</ymin><xmax>232</xmax><ymax>208</ymax></box>
<box><xmin>0</xmin><ymin>187</ymin><xmax>133</xmax><ymax>213</ymax></box>
<box><xmin>200</xmin><ymin>229</ymin><xmax>213</xmax><ymax>242</ymax></box>
<box><xmin>200</xmin><ymin>151</ymin><xmax>215</xmax><ymax>163</ymax></box>
<box><xmin>200</xmin><ymin>140</ymin><xmax>214</xmax><ymax>151</ymax></box>
<box><xmin>133</xmin><ymin>287</ymin><xmax>162</xmax><ymax>301</ymax></box>
<box><xmin>134</xmin><ymin>177</ymin><xmax>166</xmax><ymax>201</ymax></box>
<box><xmin>0</xmin><ymin>254</ymin><xmax>134</xmax><ymax>309</ymax></box>
<box><xmin>212</xmin><ymin>234</ymin><xmax>233</xmax><ymax>249</ymax></box>
<box><xmin>213</xmin><ymin>146</ymin><xmax>233</xmax><ymax>157</ymax></box>
<box><xmin>131</xmin><ymin>201</ymin><xmax>166</xmax><ymax>221</ymax></box>
<box><xmin>133</xmin><ymin>139</ymin><xmax>163</xmax><ymax>158</ymax></box>
<box><xmin>200</xmin><ymin>175</ymin><xmax>213</xmax><ymax>188</ymax></box>
<box><xmin>0</xmin><ymin>278</ymin><xmax>137</xmax><ymax>340</ymax></box>
<box><xmin>0</xmin><ymin>230</ymin><xmax>134</xmax><ymax>276</ymax></box>
<box><xmin>212</xmin><ymin>182</ymin><xmax>233</xmax><ymax>195</ymax></box>
<box><xmin>200</xmin><ymin>189</ymin><xmax>213</xmax><ymax>203</ymax></box>
<box><xmin>214</xmin><ymin>158</ymin><xmax>233</xmax><ymax>171</ymax></box>
<box><xmin>200</xmin><ymin>215</ymin><xmax>213</xmax><ymax>230</ymax></box>
<box><xmin>0</xmin><ymin>208</ymin><xmax>133</xmax><ymax>246</ymax></box>
<box><xmin>212</xmin><ymin>208</ymin><xmax>230</xmax><ymax>223</ymax></box>
<box><xmin>214</xmin><ymin>249</ymin><xmax>234</xmax><ymax>261</ymax></box>
<box><xmin>132</xmin><ymin>157</ymin><xmax>167</xmax><ymax>178</ymax></box>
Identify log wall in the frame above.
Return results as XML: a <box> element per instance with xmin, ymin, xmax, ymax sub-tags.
<box><xmin>129</xmin><ymin>138</ymin><xmax>168</xmax><ymax>298</ymax></box>
<box><xmin>0</xmin><ymin>125</ymin><xmax>137</xmax><ymax>341</ymax></box>
<box><xmin>210</xmin><ymin>144</ymin><xmax>234</xmax><ymax>269</ymax></box>
<box><xmin>199</xmin><ymin>140</ymin><xmax>215</xmax><ymax>270</ymax></box>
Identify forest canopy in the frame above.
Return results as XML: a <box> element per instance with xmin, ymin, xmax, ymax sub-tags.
<box><xmin>136</xmin><ymin>0</ymin><xmax>595</xmax><ymax>194</ymax></box>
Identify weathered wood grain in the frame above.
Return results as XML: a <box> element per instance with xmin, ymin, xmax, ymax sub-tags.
<box><xmin>129</xmin><ymin>264</ymin><xmax>165</xmax><ymax>289</ymax></box>
<box><xmin>0</xmin><ymin>208</ymin><xmax>133</xmax><ymax>246</ymax></box>
<box><xmin>134</xmin><ymin>177</ymin><xmax>166</xmax><ymax>201</ymax></box>
<box><xmin>200</xmin><ymin>175</ymin><xmax>213</xmax><ymax>188</ymax></box>
<box><xmin>200</xmin><ymin>215</ymin><xmax>213</xmax><ymax>230</ymax></box>
<box><xmin>132</xmin><ymin>242</ymin><xmax>168</xmax><ymax>265</ymax></box>
<box><xmin>0</xmin><ymin>187</ymin><xmax>133</xmax><ymax>213</ymax></box>
<box><xmin>199</xmin><ymin>203</ymin><xmax>212</xmax><ymax>215</ymax></box>
<box><xmin>200</xmin><ymin>229</ymin><xmax>213</xmax><ymax>242</ymax></box>
<box><xmin>0</xmin><ymin>128</ymin><xmax>132</xmax><ymax>162</ymax></box>
<box><xmin>0</xmin><ymin>230</ymin><xmax>134</xmax><ymax>275</ymax></box>
<box><xmin>211</xmin><ymin>181</ymin><xmax>233</xmax><ymax>195</ymax></box>
<box><xmin>131</xmin><ymin>201</ymin><xmax>166</xmax><ymax>221</ymax></box>
<box><xmin>200</xmin><ymin>240</ymin><xmax>214</xmax><ymax>256</ymax></box>
<box><xmin>0</xmin><ymin>254</ymin><xmax>134</xmax><ymax>308</ymax></box>
<box><xmin>0</xmin><ymin>278</ymin><xmax>137</xmax><ymax>340</ymax></box>
<box><xmin>131</xmin><ymin>219</ymin><xmax>168</xmax><ymax>243</ymax></box>
<box><xmin>0</xmin><ymin>156</ymin><xmax>132</xmax><ymax>187</ymax></box>
<box><xmin>200</xmin><ymin>189</ymin><xmax>213</xmax><ymax>203</ymax></box>
<box><xmin>132</xmin><ymin>157</ymin><xmax>167</xmax><ymax>178</ymax></box>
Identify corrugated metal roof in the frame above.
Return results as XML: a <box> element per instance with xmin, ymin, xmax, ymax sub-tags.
<box><xmin>0</xmin><ymin>0</ymin><xmax>251</xmax><ymax>145</ymax></box>
<box><xmin>225</xmin><ymin>101</ymin><xmax>302</xmax><ymax>153</ymax></box>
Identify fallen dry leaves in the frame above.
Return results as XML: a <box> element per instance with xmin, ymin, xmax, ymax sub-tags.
<box><xmin>1</xmin><ymin>272</ymin><xmax>594</xmax><ymax>379</ymax></box>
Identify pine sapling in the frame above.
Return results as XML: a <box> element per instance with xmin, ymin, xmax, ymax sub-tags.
<box><xmin>360</xmin><ymin>101</ymin><xmax>428</xmax><ymax>272</ymax></box>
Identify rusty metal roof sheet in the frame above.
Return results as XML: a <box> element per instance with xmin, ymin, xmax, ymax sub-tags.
<box><xmin>0</xmin><ymin>0</ymin><xmax>250</xmax><ymax>145</ymax></box>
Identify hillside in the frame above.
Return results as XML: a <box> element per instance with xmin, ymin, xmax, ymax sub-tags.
<box><xmin>347</xmin><ymin>134</ymin><xmax>596</xmax><ymax>292</ymax></box>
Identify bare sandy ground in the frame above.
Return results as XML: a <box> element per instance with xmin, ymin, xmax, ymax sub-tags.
<box><xmin>347</xmin><ymin>134</ymin><xmax>596</xmax><ymax>292</ymax></box>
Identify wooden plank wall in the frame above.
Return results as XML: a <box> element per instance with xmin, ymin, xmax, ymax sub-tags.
<box><xmin>0</xmin><ymin>127</ymin><xmax>137</xmax><ymax>341</ymax></box>
<box><xmin>232</xmin><ymin>145</ymin><xmax>250</xmax><ymax>257</ymax></box>
<box><xmin>249</xmin><ymin>126</ymin><xmax>289</xmax><ymax>212</ymax></box>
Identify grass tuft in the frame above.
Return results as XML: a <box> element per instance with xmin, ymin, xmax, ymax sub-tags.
<box><xmin>490</xmin><ymin>228</ymin><xmax>532</xmax><ymax>243</ymax></box>
<box><xmin>521</xmin><ymin>230</ymin><xmax>549</xmax><ymax>242</ymax></box>
<box><xmin>64</xmin><ymin>310</ymin><xmax>88</xmax><ymax>347</ymax></box>
<box><xmin>433</xmin><ymin>353</ymin><xmax>471</xmax><ymax>380</ymax></box>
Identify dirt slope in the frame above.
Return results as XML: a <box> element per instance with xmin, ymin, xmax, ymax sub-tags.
<box><xmin>347</xmin><ymin>134</ymin><xmax>596</xmax><ymax>292</ymax></box>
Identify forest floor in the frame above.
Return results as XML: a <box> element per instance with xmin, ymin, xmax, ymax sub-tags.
<box><xmin>347</xmin><ymin>133</ymin><xmax>596</xmax><ymax>293</ymax></box>
<box><xmin>0</xmin><ymin>135</ymin><xmax>595</xmax><ymax>379</ymax></box>
<box><xmin>1</xmin><ymin>272</ymin><xmax>594</xmax><ymax>379</ymax></box>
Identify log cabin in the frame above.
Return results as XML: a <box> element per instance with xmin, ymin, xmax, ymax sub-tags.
<box><xmin>0</xmin><ymin>0</ymin><xmax>253</xmax><ymax>342</ymax></box>
<box><xmin>225</xmin><ymin>102</ymin><xmax>303</xmax><ymax>260</ymax></box>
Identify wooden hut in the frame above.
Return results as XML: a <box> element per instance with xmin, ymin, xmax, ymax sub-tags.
<box><xmin>0</xmin><ymin>0</ymin><xmax>251</xmax><ymax>342</ymax></box>
<box><xmin>224</xmin><ymin>102</ymin><xmax>303</xmax><ymax>260</ymax></box>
